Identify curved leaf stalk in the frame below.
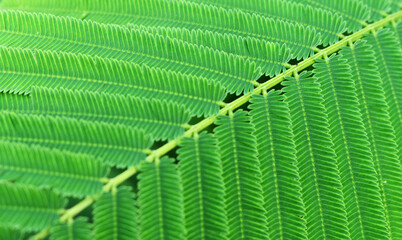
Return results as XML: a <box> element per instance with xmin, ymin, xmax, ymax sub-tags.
<box><xmin>31</xmin><ymin>10</ymin><xmax>402</xmax><ymax>240</ymax></box>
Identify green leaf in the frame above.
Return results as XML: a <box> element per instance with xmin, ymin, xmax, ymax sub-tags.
<box><xmin>177</xmin><ymin>132</ymin><xmax>227</xmax><ymax>240</ymax></box>
<box><xmin>129</xmin><ymin>25</ymin><xmax>292</xmax><ymax>77</ymax></box>
<box><xmin>313</xmin><ymin>54</ymin><xmax>389</xmax><ymax>239</ymax></box>
<box><xmin>282</xmin><ymin>72</ymin><xmax>350</xmax><ymax>239</ymax></box>
<box><xmin>0</xmin><ymin>226</ymin><xmax>24</xmax><ymax>240</ymax></box>
<box><xmin>0</xmin><ymin>87</ymin><xmax>192</xmax><ymax>140</ymax></box>
<box><xmin>187</xmin><ymin>0</ymin><xmax>346</xmax><ymax>46</ymax></box>
<box><xmin>340</xmin><ymin>39</ymin><xmax>402</xmax><ymax>240</ymax></box>
<box><xmin>361</xmin><ymin>0</ymin><xmax>391</xmax><ymax>21</ymax></box>
<box><xmin>0</xmin><ymin>112</ymin><xmax>152</xmax><ymax>168</ymax></box>
<box><xmin>364</xmin><ymin>28</ymin><xmax>402</xmax><ymax>167</ymax></box>
<box><xmin>248</xmin><ymin>90</ymin><xmax>307</xmax><ymax>240</ymax></box>
<box><xmin>214</xmin><ymin>110</ymin><xmax>268</xmax><ymax>240</ymax></box>
<box><xmin>0</xmin><ymin>182</ymin><xmax>66</xmax><ymax>232</ymax></box>
<box><xmin>0</xmin><ymin>10</ymin><xmax>260</xmax><ymax>94</ymax></box>
<box><xmin>138</xmin><ymin>158</ymin><xmax>185</xmax><ymax>240</ymax></box>
<box><xmin>394</xmin><ymin>20</ymin><xmax>402</xmax><ymax>46</ymax></box>
<box><xmin>290</xmin><ymin>0</ymin><xmax>369</xmax><ymax>32</ymax></box>
<box><xmin>50</xmin><ymin>217</ymin><xmax>92</xmax><ymax>240</ymax></box>
<box><xmin>0</xmin><ymin>3</ymin><xmax>399</xmax><ymax>240</ymax></box>
<box><xmin>0</xmin><ymin>46</ymin><xmax>225</xmax><ymax>116</ymax></box>
<box><xmin>389</xmin><ymin>0</ymin><xmax>402</xmax><ymax>12</ymax></box>
<box><xmin>0</xmin><ymin>141</ymin><xmax>109</xmax><ymax>198</ymax></box>
<box><xmin>93</xmin><ymin>186</ymin><xmax>138</xmax><ymax>240</ymax></box>
<box><xmin>0</xmin><ymin>0</ymin><xmax>321</xmax><ymax>59</ymax></box>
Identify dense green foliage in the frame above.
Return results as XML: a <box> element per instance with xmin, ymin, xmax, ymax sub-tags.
<box><xmin>0</xmin><ymin>0</ymin><xmax>401</xmax><ymax>240</ymax></box>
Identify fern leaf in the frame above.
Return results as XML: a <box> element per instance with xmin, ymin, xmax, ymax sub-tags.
<box><xmin>93</xmin><ymin>186</ymin><xmax>137</xmax><ymax>240</ymax></box>
<box><xmin>248</xmin><ymin>90</ymin><xmax>306</xmax><ymax>240</ymax></box>
<box><xmin>282</xmin><ymin>72</ymin><xmax>349</xmax><ymax>240</ymax></box>
<box><xmin>0</xmin><ymin>226</ymin><xmax>24</xmax><ymax>240</ymax></box>
<box><xmin>390</xmin><ymin>0</ymin><xmax>402</xmax><ymax>12</ymax></box>
<box><xmin>214</xmin><ymin>110</ymin><xmax>268</xmax><ymax>240</ymax></box>
<box><xmin>290</xmin><ymin>0</ymin><xmax>369</xmax><ymax>32</ymax></box>
<box><xmin>0</xmin><ymin>47</ymin><xmax>225</xmax><ymax>116</ymax></box>
<box><xmin>0</xmin><ymin>10</ymin><xmax>260</xmax><ymax>94</ymax></box>
<box><xmin>364</xmin><ymin>28</ymin><xmax>402</xmax><ymax>166</ymax></box>
<box><xmin>187</xmin><ymin>0</ymin><xmax>346</xmax><ymax>46</ymax></box>
<box><xmin>177</xmin><ymin>132</ymin><xmax>227</xmax><ymax>240</ymax></box>
<box><xmin>360</xmin><ymin>0</ymin><xmax>391</xmax><ymax>21</ymax></box>
<box><xmin>313</xmin><ymin>55</ymin><xmax>389</xmax><ymax>239</ymax></box>
<box><xmin>340</xmin><ymin>40</ymin><xmax>402</xmax><ymax>239</ymax></box>
<box><xmin>138</xmin><ymin>158</ymin><xmax>185</xmax><ymax>240</ymax></box>
<box><xmin>50</xmin><ymin>217</ymin><xmax>92</xmax><ymax>240</ymax></box>
<box><xmin>0</xmin><ymin>87</ymin><xmax>192</xmax><ymax>140</ymax></box>
<box><xmin>0</xmin><ymin>182</ymin><xmax>66</xmax><ymax>232</ymax></box>
<box><xmin>0</xmin><ymin>112</ymin><xmax>152</xmax><ymax>168</ymax></box>
<box><xmin>0</xmin><ymin>141</ymin><xmax>109</xmax><ymax>198</ymax></box>
<box><xmin>393</xmin><ymin>20</ymin><xmax>402</xmax><ymax>46</ymax></box>
<box><xmin>129</xmin><ymin>25</ymin><xmax>291</xmax><ymax>77</ymax></box>
<box><xmin>0</xmin><ymin>1</ymin><xmax>321</xmax><ymax>60</ymax></box>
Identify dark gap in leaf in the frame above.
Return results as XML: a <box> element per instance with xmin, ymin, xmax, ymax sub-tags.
<box><xmin>342</xmin><ymin>31</ymin><xmax>353</xmax><ymax>37</ymax></box>
<box><xmin>189</xmin><ymin>115</ymin><xmax>204</xmax><ymax>125</ymax></box>
<box><xmin>203</xmin><ymin>123</ymin><xmax>217</xmax><ymax>134</ymax></box>
<box><xmin>108</xmin><ymin>167</ymin><xmax>125</xmax><ymax>178</ymax></box>
<box><xmin>288</xmin><ymin>58</ymin><xmax>300</xmax><ymax>66</ymax></box>
<box><xmin>304</xmin><ymin>65</ymin><xmax>315</xmax><ymax>73</ymax></box>
<box><xmin>316</xmin><ymin>43</ymin><xmax>326</xmax><ymax>50</ymax></box>
<box><xmin>223</xmin><ymin>92</ymin><xmax>239</xmax><ymax>103</ymax></box>
<box><xmin>257</xmin><ymin>74</ymin><xmax>271</xmax><ymax>84</ymax></box>
<box><xmin>257</xmin><ymin>73</ymin><xmax>284</xmax><ymax>92</ymax></box>
<box><xmin>238</xmin><ymin>101</ymin><xmax>251</xmax><ymax>112</ymax></box>
<box><xmin>166</xmin><ymin>145</ymin><xmax>179</xmax><ymax>160</ymax></box>
<box><xmin>151</xmin><ymin>140</ymin><xmax>169</xmax><ymax>150</ymax></box>
<box><xmin>125</xmin><ymin>172</ymin><xmax>139</xmax><ymax>194</ymax></box>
